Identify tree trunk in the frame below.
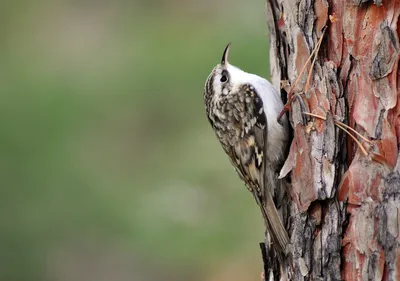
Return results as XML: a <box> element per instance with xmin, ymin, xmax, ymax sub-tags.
<box><xmin>264</xmin><ymin>0</ymin><xmax>400</xmax><ymax>280</ymax></box>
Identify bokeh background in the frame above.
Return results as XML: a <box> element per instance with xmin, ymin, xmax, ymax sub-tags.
<box><xmin>1</xmin><ymin>0</ymin><xmax>273</xmax><ymax>280</ymax></box>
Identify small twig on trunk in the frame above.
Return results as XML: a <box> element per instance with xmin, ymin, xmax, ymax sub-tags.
<box><xmin>277</xmin><ymin>26</ymin><xmax>327</xmax><ymax>121</ymax></box>
<box><xmin>302</xmin><ymin>111</ymin><xmax>371</xmax><ymax>156</ymax></box>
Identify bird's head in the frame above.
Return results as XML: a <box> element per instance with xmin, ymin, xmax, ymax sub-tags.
<box><xmin>204</xmin><ymin>43</ymin><xmax>259</xmax><ymax>107</ymax></box>
<box><xmin>204</xmin><ymin>43</ymin><xmax>234</xmax><ymax>101</ymax></box>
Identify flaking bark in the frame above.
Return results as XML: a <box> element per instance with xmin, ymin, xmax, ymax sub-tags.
<box><xmin>264</xmin><ymin>0</ymin><xmax>400</xmax><ymax>280</ymax></box>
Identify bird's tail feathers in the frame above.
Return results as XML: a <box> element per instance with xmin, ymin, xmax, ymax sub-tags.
<box><xmin>259</xmin><ymin>191</ymin><xmax>289</xmax><ymax>256</ymax></box>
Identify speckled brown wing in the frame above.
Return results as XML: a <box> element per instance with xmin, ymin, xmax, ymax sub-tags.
<box><xmin>219</xmin><ymin>84</ymin><xmax>265</xmax><ymax>194</ymax></box>
<box><xmin>226</xmin><ymin>85</ymin><xmax>289</xmax><ymax>254</ymax></box>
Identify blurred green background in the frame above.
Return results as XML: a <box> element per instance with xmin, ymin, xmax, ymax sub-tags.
<box><xmin>1</xmin><ymin>0</ymin><xmax>272</xmax><ymax>280</ymax></box>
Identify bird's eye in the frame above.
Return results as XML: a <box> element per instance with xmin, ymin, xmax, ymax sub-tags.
<box><xmin>220</xmin><ymin>75</ymin><xmax>227</xmax><ymax>83</ymax></box>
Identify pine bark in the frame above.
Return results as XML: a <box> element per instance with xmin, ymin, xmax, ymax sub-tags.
<box><xmin>264</xmin><ymin>0</ymin><xmax>400</xmax><ymax>280</ymax></box>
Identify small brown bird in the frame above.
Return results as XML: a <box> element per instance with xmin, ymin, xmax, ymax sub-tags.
<box><xmin>203</xmin><ymin>43</ymin><xmax>290</xmax><ymax>254</ymax></box>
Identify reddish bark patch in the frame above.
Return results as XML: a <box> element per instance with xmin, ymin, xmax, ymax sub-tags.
<box><xmin>352</xmin><ymin>70</ymin><xmax>380</xmax><ymax>137</ymax></box>
<box><xmin>277</xmin><ymin>13</ymin><xmax>285</xmax><ymax>30</ymax></box>
<box><xmin>308</xmin><ymin>89</ymin><xmax>328</xmax><ymax>133</ymax></box>
<box><xmin>394</xmin><ymin>66</ymin><xmax>400</xmax><ymax>144</ymax></box>
<box><xmin>338</xmin><ymin>157</ymin><xmax>383</xmax><ymax>204</ymax></box>
<box><xmin>314</xmin><ymin>0</ymin><xmax>328</xmax><ymax>36</ymax></box>
<box><xmin>280</xmin><ymin>124</ymin><xmax>318</xmax><ymax>211</ymax></box>
<box><xmin>292</xmin><ymin>126</ymin><xmax>317</xmax><ymax>210</ymax></box>
<box><xmin>295</xmin><ymin>33</ymin><xmax>310</xmax><ymax>88</ymax></box>
<box><xmin>342</xmin><ymin>203</ymin><xmax>385</xmax><ymax>281</ymax></box>
<box><xmin>374</xmin><ymin>119</ymin><xmax>398</xmax><ymax>168</ymax></box>
<box><xmin>328</xmin><ymin>0</ymin><xmax>343</xmax><ymax>65</ymax></box>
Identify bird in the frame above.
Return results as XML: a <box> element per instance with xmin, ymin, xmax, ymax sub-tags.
<box><xmin>203</xmin><ymin>43</ymin><xmax>290</xmax><ymax>255</ymax></box>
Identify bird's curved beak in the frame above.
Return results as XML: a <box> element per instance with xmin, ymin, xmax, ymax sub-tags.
<box><xmin>221</xmin><ymin>42</ymin><xmax>231</xmax><ymax>65</ymax></box>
